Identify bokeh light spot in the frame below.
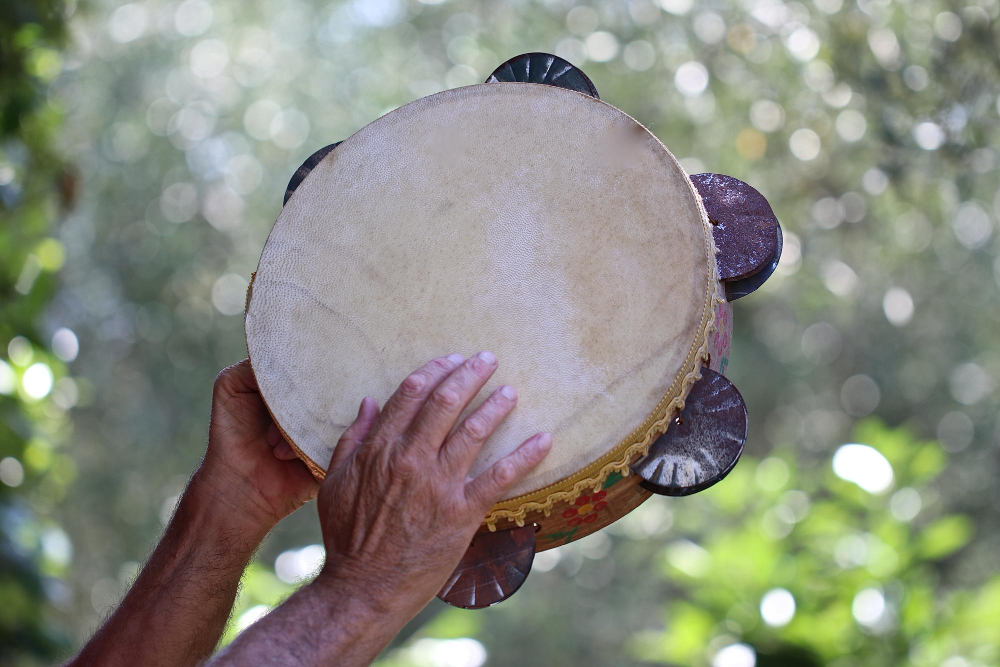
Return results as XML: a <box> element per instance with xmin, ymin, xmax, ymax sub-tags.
<box><xmin>51</xmin><ymin>328</ymin><xmax>79</xmax><ymax>362</ymax></box>
<box><xmin>665</xmin><ymin>539</ymin><xmax>710</xmax><ymax>577</ymax></box>
<box><xmin>913</xmin><ymin>122</ymin><xmax>944</xmax><ymax>150</ymax></box>
<box><xmin>270</xmin><ymin>108</ymin><xmax>311</xmax><ymax>149</ymax></box>
<box><xmin>693</xmin><ymin>11</ymin><xmax>726</xmax><ymax>44</ymax></box>
<box><xmin>23</xmin><ymin>363</ymin><xmax>54</xmax><ymax>399</ymax></box>
<box><xmin>948</xmin><ymin>363</ymin><xmax>993</xmax><ymax>406</ymax></box>
<box><xmin>0</xmin><ymin>360</ymin><xmax>16</xmax><ymax>395</ymax></box>
<box><xmin>789</xmin><ymin>128</ymin><xmax>821</xmax><ymax>161</ymax></box>
<box><xmin>852</xmin><ymin>587</ymin><xmax>886</xmax><ymax>626</ymax></box>
<box><xmin>736</xmin><ymin>128</ymin><xmax>766</xmax><ymax>160</ymax></box>
<box><xmin>760</xmin><ymin>588</ymin><xmax>796</xmax><ymax>627</ymax></box>
<box><xmin>212</xmin><ymin>274</ymin><xmax>249</xmax><ymax>316</ymax></box>
<box><xmin>623</xmin><ymin>40</ymin><xmax>656</xmax><ymax>71</ymax></box>
<box><xmin>410</xmin><ymin>637</ymin><xmax>487</xmax><ymax>667</ymax></box>
<box><xmin>889</xmin><ymin>488</ymin><xmax>922</xmax><ymax>522</ymax></box>
<box><xmin>675</xmin><ymin>61</ymin><xmax>709</xmax><ymax>97</ymax></box>
<box><xmin>950</xmin><ymin>202</ymin><xmax>993</xmax><ymax>249</ymax></box>
<box><xmin>750</xmin><ymin>99</ymin><xmax>784</xmax><ymax>133</ymax></box>
<box><xmin>785</xmin><ymin>26</ymin><xmax>820</xmax><ymax>62</ymax></box>
<box><xmin>821</xmin><ymin>260</ymin><xmax>858</xmax><ymax>297</ymax></box>
<box><xmin>584</xmin><ymin>32</ymin><xmax>619</xmax><ymax>62</ymax></box>
<box><xmin>756</xmin><ymin>457</ymin><xmax>790</xmax><ymax>490</ymax></box>
<box><xmin>836</xmin><ymin>109</ymin><xmax>866</xmax><ymax>142</ymax></box>
<box><xmin>161</xmin><ymin>182</ymin><xmax>199</xmax><ymax>223</ymax></box>
<box><xmin>274</xmin><ymin>544</ymin><xmax>325</xmax><ymax>584</ymax></box>
<box><xmin>659</xmin><ymin>0</ymin><xmax>693</xmax><ymax>16</ymax></box>
<box><xmin>190</xmin><ymin>39</ymin><xmax>229</xmax><ymax>79</ymax></box>
<box><xmin>107</xmin><ymin>4</ymin><xmax>148</xmax><ymax>44</ymax></box>
<box><xmin>833</xmin><ymin>444</ymin><xmax>893</xmax><ymax>494</ymax></box>
<box><xmin>713</xmin><ymin>643</ymin><xmax>756</xmax><ymax>667</ymax></box>
<box><xmin>882</xmin><ymin>287</ymin><xmax>914</xmax><ymax>326</ymax></box>
<box><xmin>933</xmin><ymin>12</ymin><xmax>963</xmax><ymax>41</ymax></box>
<box><xmin>840</xmin><ymin>375</ymin><xmax>880</xmax><ymax>417</ymax></box>
<box><xmin>8</xmin><ymin>336</ymin><xmax>33</xmax><ymax>366</ymax></box>
<box><xmin>0</xmin><ymin>457</ymin><xmax>25</xmax><ymax>487</ymax></box>
<box><xmin>236</xmin><ymin>604</ymin><xmax>270</xmax><ymax>632</ymax></box>
<box><xmin>175</xmin><ymin>0</ymin><xmax>213</xmax><ymax>36</ymax></box>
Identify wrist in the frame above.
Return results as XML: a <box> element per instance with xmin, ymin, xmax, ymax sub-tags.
<box><xmin>308</xmin><ymin>569</ymin><xmax>409</xmax><ymax>649</ymax></box>
<box><xmin>184</xmin><ymin>468</ymin><xmax>274</xmax><ymax>548</ymax></box>
<box><xmin>314</xmin><ymin>559</ymin><xmax>424</xmax><ymax>622</ymax></box>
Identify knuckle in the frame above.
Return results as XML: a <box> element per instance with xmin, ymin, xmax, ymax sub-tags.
<box><xmin>431</xmin><ymin>387</ymin><xmax>461</xmax><ymax>410</ymax></box>
<box><xmin>463</xmin><ymin>416</ymin><xmax>490</xmax><ymax>440</ymax></box>
<box><xmin>212</xmin><ymin>367</ymin><xmax>231</xmax><ymax>390</ymax></box>
<box><xmin>492</xmin><ymin>460</ymin><xmax>516</xmax><ymax>486</ymax></box>
<box><xmin>390</xmin><ymin>452</ymin><xmax>420</xmax><ymax>479</ymax></box>
<box><xmin>399</xmin><ymin>372</ymin><xmax>427</xmax><ymax>397</ymax></box>
<box><xmin>429</xmin><ymin>356</ymin><xmax>453</xmax><ymax>372</ymax></box>
<box><xmin>362</xmin><ymin>433</ymin><xmax>387</xmax><ymax>452</ymax></box>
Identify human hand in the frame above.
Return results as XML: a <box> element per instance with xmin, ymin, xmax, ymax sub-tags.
<box><xmin>314</xmin><ymin>351</ymin><xmax>551</xmax><ymax>620</ymax></box>
<box><xmin>195</xmin><ymin>359</ymin><xmax>320</xmax><ymax>536</ymax></box>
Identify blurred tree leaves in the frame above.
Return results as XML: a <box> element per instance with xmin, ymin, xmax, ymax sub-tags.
<box><xmin>616</xmin><ymin>421</ymin><xmax>996</xmax><ymax>667</ymax></box>
<box><xmin>1</xmin><ymin>0</ymin><xmax>76</xmax><ymax>664</ymax></box>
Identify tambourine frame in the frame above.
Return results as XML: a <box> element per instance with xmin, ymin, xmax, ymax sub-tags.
<box><xmin>248</xmin><ymin>54</ymin><xmax>782</xmax><ymax>601</ymax></box>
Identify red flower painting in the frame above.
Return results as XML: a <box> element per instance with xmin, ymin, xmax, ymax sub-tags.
<box><xmin>561</xmin><ymin>490</ymin><xmax>608</xmax><ymax>526</ymax></box>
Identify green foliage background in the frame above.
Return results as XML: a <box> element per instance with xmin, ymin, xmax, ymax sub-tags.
<box><xmin>1</xmin><ymin>0</ymin><xmax>75</xmax><ymax>663</ymax></box>
<box><xmin>2</xmin><ymin>0</ymin><xmax>998</xmax><ymax>665</ymax></box>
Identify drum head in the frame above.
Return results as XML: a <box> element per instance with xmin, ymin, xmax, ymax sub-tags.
<box><xmin>245</xmin><ymin>83</ymin><xmax>718</xmax><ymax>526</ymax></box>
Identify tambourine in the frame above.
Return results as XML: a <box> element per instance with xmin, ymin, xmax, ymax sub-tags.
<box><xmin>245</xmin><ymin>53</ymin><xmax>782</xmax><ymax>609</ymax></box>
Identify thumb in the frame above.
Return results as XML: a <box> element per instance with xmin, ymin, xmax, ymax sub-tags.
<box><xmin>329</xmin><ymin>397</ymin><xmax>379</xmax><ymax>472</ymax></box>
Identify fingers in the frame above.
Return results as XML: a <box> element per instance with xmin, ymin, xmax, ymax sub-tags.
<box><xmin>266</xmin><ymin>423</ymin><xmax>300</xmax><ymax>461</ymax></box>
<box><xmin>329</xmin><ymin>397</ymin><xmax>379</xmax><ymax>471</ymax></box>
<box><xmin>214</xmin><ymin>358</ymin><xmax>258</xmax><ymax>395</ymax></box>
<box><xmin>464</xmin><ymin>432</ymin><xmax>552</xmax><ymax>511</ymax></box>
<box><xmin>274</xmin><ymin>442</ymin><xmax>298</xmax><ymax>460</ymax></box>
<box><xmin>374</xmin><ymin>354</ymin><xmax>466</xmax><ymax>442</ymax></box>
<box><xmin>439</xmin><ymin>384</ymin><xmax>517</xmax><ymax>473</ymax></box>
<box><xmin>408</xmin><ymin>351</ymin><xmax>498</xmax><ymax>453</ymax></box>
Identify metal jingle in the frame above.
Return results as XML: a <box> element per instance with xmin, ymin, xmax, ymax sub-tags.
<box><xmin>437</xmin><ymin>525</ymin><xmax>536</xmax><ymax>609</ymax></box>
<box><xmin>283</xmin><ymin>141</ymin><xmax>342</xmax><ymax>205</ymax></box>
<box><xmin>632</xmin><ymin>368</ymin><xmax>748</xmax><ymax>496</ymax></box>
<box><xmin>486</xmin><ymin>52</ymin><xmax>599</xmax><ymax>99</ymax></box>
<box><xmin>690</xmin><ymin>173</ymin><xmax>781</xmax><ymax>285</ymax></box>
<box><xmin>724</xmin><ymin>223</ymin><xmax>783</xmax><ymax>301</ymax></box>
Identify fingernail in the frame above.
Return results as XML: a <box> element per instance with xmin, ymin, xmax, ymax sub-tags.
<box><xmin>533</xmin><ymin>432</ymin><xmax>552</xmax><ymax>452</ymax></box>
<box><xmin>477</xmin><ymin>350</ymin><xmax>496</xmax><ymax>364</ymax></box>
<box><xmin>359</xmin><ymin>396</ymin><xmax>377</xmax><ymax>415</ymax></box>
<box><xmin>500</xmin><ymin>385</ymin><xmax>517</xmax><ymax>400</ymax></box>
<box><xmin>447</xmin><ymin>353</ymin><xmax>465</xmax><ymax>365</ymax></box>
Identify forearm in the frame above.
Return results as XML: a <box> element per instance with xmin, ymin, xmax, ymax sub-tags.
<box><xmin>209</xmin><ymin>573</ymin><xmax>408</xmax><ymax>667</ymax></box>
<box><xmin>70</xmin><ymin>472</ymin><xmax>268</xmax><ymax>667</ymax></box>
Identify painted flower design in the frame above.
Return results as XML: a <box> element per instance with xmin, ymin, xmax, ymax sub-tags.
<box><xmin>562</xmin><ymin>490</ymin><xmax>608</xmax><ymax>526</ymax></box>
<box><xmin>711</xmin><ymin>302</ymin><xmax>731</xmax><ymax>352</ymax></box>
<box><xmin>709</xmin><ymin>301</ymin><xmax>732</xmax><ymax>375</ymax></box>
